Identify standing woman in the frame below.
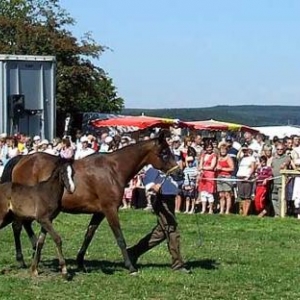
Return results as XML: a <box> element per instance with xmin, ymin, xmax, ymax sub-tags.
<box><xmin>262</xmin><ymin>144</ymin><xmax>273</xmax><ymax>167</ymax></box>
<box><xmin>7</xmin><ymin>136</ymin><xmax>20</xmax><ymax>159</ymax></box>
<box><xmin>180</xmin><ymin>136</ymin><xmax>194</xmax><ymax>167</ymax></box>
<box><xmin>197</xmin><ymin>142</ymin><xmax>217</xmax><ymax>214</ymax></box>
<box><xmin>215</xmin><ymin>144</ymin><xmax>235</xmax><ymax>214</ymax></box>
<box><xmin>236</xmin><ymin>144</ymin><xmax>256</xmax><ymax>216</ymax></box>
<box><xmin>60</xmin><ymin>137</ymin><xmax>74</xmax><ymax>159</ymax></box>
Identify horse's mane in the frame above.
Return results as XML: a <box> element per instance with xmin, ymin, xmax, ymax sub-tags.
<box><xmin>87</xmin><ymin>138</ymin><xmax>158</xmax><ymax>158</ymax></box>
<box><xmin>109</xmin><ymin>138</ymin><xmax>158</xmax><ymax>155</ymax></box>
<box><xmin>41</xmin><ymin>158</ymin><xmax>71</xmax><ymax>183</ymax></box>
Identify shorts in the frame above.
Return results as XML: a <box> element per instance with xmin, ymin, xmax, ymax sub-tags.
<box><xmin>237</xmin><ymin>181</ymin><xmax>254</xmax><ymax>200</ymax></box>
<box><xmin>182</xmin><ymin>188</ymin><xmax>196</xmax><ymax>199</ymax></box>
<box><xmin>198</xmin><ymin>191</ymin><xmax>214</xmax><ymax>203</ymax></box>
<box><xmin>217</xmin><ymin>176</ymin><xmax>233</xmax><ymax>192</ymax></box>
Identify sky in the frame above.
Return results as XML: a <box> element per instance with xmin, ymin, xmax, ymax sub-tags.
<box><xmin>60</xmin><ymin>0</ymin><xmax>300</xmax><ymax>109</ymax></box>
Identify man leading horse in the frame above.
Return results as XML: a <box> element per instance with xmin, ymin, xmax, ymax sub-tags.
<box><xmin>127</xmin><ymin>164</ymin><xmax>191</xmax><ymax>273</ymax></box>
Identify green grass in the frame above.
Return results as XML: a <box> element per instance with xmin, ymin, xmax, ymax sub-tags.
<box><xmin>1</xmin><ymin>210</ymin><xmax>300</xmax><ymax>300</ymax></box>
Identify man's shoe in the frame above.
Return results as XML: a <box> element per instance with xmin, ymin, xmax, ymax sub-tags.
<box><xmin>173</xmin><ymin>266</ymin><xmax>192</xmax><ymax>274</ymax></box>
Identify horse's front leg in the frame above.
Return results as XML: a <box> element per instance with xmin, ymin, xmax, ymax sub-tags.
<box><xmin>76</xmin><ymin>213</ymin><xmax>105</xmax><ymax>271</ymax></box>
<box><xmin>37</xmin><ymin>220</ymin><xmax>68</xmax><ymax>279</ymax></box>
<box><xmin>31</xmin><ymin>227</ymin><xmax>47</xmax><ymax>277</ymax></box>
<box><xmin>105</xmin><ymin>208</ymin><xmax>137</xmax><ymax>274</ymax></box>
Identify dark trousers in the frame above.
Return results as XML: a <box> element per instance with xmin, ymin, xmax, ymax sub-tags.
<box><xmin>129</xmin><ymin>194</ymin><xmax>184</xmax><ymax>269</ymax></box>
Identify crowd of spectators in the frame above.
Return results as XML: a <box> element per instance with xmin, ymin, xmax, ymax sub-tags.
<box><xmin>166</xmin><ymin>130</ymin><xmax>300</xmax><ymax>218</ymax></box>
<box><xmin>1</xmin><ymin>128</ymin><xmax>300</xmax><ymax>218</ymax></box>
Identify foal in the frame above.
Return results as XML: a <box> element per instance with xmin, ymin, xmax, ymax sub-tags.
<box><xmin>0</xmin><ymin>161</ymin><xmax>75</xmax><ymax>277</ymax></box>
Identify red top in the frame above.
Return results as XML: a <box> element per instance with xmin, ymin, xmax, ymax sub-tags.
<box><xmin>198</xmin><ymin>152</ymin><xmax>217</xmax><ymax>193</ymax></box>
<box><xmin>217</xmin><ymin>157</ymin><xmax>232</xmax><ymax>177</ymax></box>
<box><xmin>256</xmin><ymin>166</ymin><xmax>273</xmax><ymax>186</ymax></box>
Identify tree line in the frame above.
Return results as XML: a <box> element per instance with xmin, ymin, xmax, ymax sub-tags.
<box><xmin>122</xmin><ymin>105</ymin><xmax>300</xmax><ymax>127</ymax></box>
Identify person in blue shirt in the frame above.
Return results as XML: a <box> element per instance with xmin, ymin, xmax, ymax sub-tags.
<box><xmin>127</xmin><ymin>165</ymin><xmax>191</xmax><ymax>273</ymax></box>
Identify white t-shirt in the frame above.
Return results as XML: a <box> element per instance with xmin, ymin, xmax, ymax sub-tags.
<box><xmin>249</xmin><ymin>140</ymin><xmax>261</xmax><ymax>153</ymax></box>
<box><xmin>236</xmin><ymin>156</ymin><xmax>256</xmax><ymax>178</ymax></box>
<box><xmin>75</xmin><ymin>147</ymin><xmax>95</xmax><ymax>160</ymax></box>
<box><xmin>8</xmin><ymin>147</ymin><xmax>19</xmax><ymax>158</ymax></box>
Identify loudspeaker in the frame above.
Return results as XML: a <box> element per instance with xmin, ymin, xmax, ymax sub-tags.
<box><xmin>8</xmin><ymin>94</ymin><xmax>25</xmax><ymax>119</ymax></box>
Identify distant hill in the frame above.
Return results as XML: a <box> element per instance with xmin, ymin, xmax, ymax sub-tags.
<box><xmin>122</xmin><ymin>105</ymin><xmax>300</xmax><ymax>127</ymax></box>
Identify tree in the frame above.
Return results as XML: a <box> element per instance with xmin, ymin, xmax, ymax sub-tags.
<box><xmin>0</xmin><ymin>0</ymin><xmax>124</xmax><ymax>116</ymax></box>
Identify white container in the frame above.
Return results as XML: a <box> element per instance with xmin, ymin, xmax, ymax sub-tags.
<box><xmin>0</xmin><ymin>54</ymin><xmax>56</xmax><ymax>140</ymax></box>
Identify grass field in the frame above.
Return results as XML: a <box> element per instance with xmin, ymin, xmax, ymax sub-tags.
<box><xmin>0</xmin><ymin>210</ymin><xmax>300</xmax><ymax>300</ymax></box>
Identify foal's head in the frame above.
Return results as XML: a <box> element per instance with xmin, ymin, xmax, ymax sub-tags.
<box><xmin>148</xmin><ymin>130</ymin><xmax>179</xmax><ymax>175</ymax></box>
<box><xmin>60</xmin><ymin>163</ymin><xmax>75</xmax><ymax>194</ymax></box>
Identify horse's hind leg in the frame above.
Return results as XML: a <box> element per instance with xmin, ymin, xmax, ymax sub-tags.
<box><xmin>76</xmin><ymin>213</ymin><xmax>105</xmax><ymax>270</ymax></box>
<box><xmin>12</xmin><ymin>220</ymin><xmax>27</xmax><ymax>268</ymax></box>
<box><xmin>105</xmin><ymin>208</ymin><xmax>137</xmax><ymax>274</ymax></box>
<box><xmin>23</xmin><ymin>220</ymin><xmax>38</xmax><ymax>256</ymax></box>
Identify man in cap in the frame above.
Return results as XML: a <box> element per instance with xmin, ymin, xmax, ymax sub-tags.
<box><xmin>99</xmin><ymin>135</ymin><xmax>113</xmax><ymax>153</ymax></box>
<box><xmin>39</xmin><ymin>139</ymin><xmax>59</xmax><ymax>156</ymax></box>
<box><xmin>39</xmin><ymin>139</ymin><xmax>49</xmax><ymax>152</ymax></box>
<box><xmin>33</xmin><ymin>135</ymin><xmax>41</xmax><ymax>145</ymax></box>
<box><xmin>74</xmin><ymin>136</ymin><xmax>95</xmax><ymax>159</ymax></box>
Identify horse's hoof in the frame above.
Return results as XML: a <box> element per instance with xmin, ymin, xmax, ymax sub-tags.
<box><xmin>77</xmin><ymin>263</ymin><xmax>88</xmax><ymax>273</ymax></box>
<box><xmin>1</xmin><ymin>267</ymin><xmax>12</xmax><ymax>275</ymax></box>
<box><xmin>16</xmin><ymin>257</ymin><xmax>27</xmax><ymax>269</ymax></box>
<box><xmin>31</xmin><ymin>269</ymin><xmax>39</xmax><ymax>277</ymax></box>
<box><xmin>18</xmin><ymin>261</ymin><xmax>27</xmax><ymax>269</ymax></box>
<box><xmin>62</xmin><ymin>272</ymin><xmax>71</xmax><ymax>281</ymax></box>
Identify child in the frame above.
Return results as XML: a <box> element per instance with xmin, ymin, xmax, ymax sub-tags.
<box><xmin>122</xmin><ymin>179</ymin><xmax>135</xmax><ymax>209</ymax></box>
<box><xmin>254</xmin><ymin>155</ymin><xmax>273</xmax><ymax>217</ymax></box>
<box><xmin>182</xmin><ymin>156</ymin><xmax>198</xmax><ymax>214</ymax></box>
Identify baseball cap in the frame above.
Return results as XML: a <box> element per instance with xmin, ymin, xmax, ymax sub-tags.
<box><xmin>80</xmin><ymin>136</ymin><xmax>89</xmax><ymax>143</ymax></box>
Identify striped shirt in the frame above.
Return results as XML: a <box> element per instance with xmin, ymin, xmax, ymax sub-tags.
<box><xmin>183</xmin><ymin>166</ymin><xmax>198</xmax><ymax>187</ymax></box>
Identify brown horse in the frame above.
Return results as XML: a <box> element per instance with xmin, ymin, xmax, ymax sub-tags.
<box><xmin>3</xmin><ymin>131</ymin><xmax>180</xmax><ymax>274</ymax></box>
<box><xmin>0</xmin><ymin>161</ymin><xmax>75</xmax><ymax>277</ymax></box>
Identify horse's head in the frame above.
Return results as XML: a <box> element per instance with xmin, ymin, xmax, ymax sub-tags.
<box><xmin>148</xmin><ymin>130</ymin><xmax>180</xmax><ymax>175</ymax></box>
<box><xmin>60</xmin><ymin>163</ymin><xmax>76</xmax><ymax>194</ymax></box>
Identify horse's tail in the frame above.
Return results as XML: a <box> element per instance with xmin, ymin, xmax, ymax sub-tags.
<box><xmin>0</xmin><ymin>155</ymin><xmax>24</xmax><ymax>183</ymax></box>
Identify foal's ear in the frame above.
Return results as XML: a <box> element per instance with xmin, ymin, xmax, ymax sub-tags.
<box><xmin>158</xmin><ymin>129</ymin><xmax>170</xmax><ymax>144</ymax></box>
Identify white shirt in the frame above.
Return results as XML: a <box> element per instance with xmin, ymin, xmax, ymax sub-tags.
<box><xmin>74</xmin><ymin>147</ymin><xmax>95</xmax><ymax>160</ymax></box>
<box><xmin>99</xmin><ymin>143</ymin><xmax>109</xmax><ymax>153</ymax></box>
<box><xmin>236</xmin><ymin>156</ymin><xmax>256</xmax><ymax>178</ymax></box>
<box><xmin>249</xmin><ymin>140</ymin><xmax>261</xmax><ymax>153</ymax></box>
<box><xmin>291</xmin><ymin>146</ymin><xmax>300</xmax><ymax>165</ymax></box>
